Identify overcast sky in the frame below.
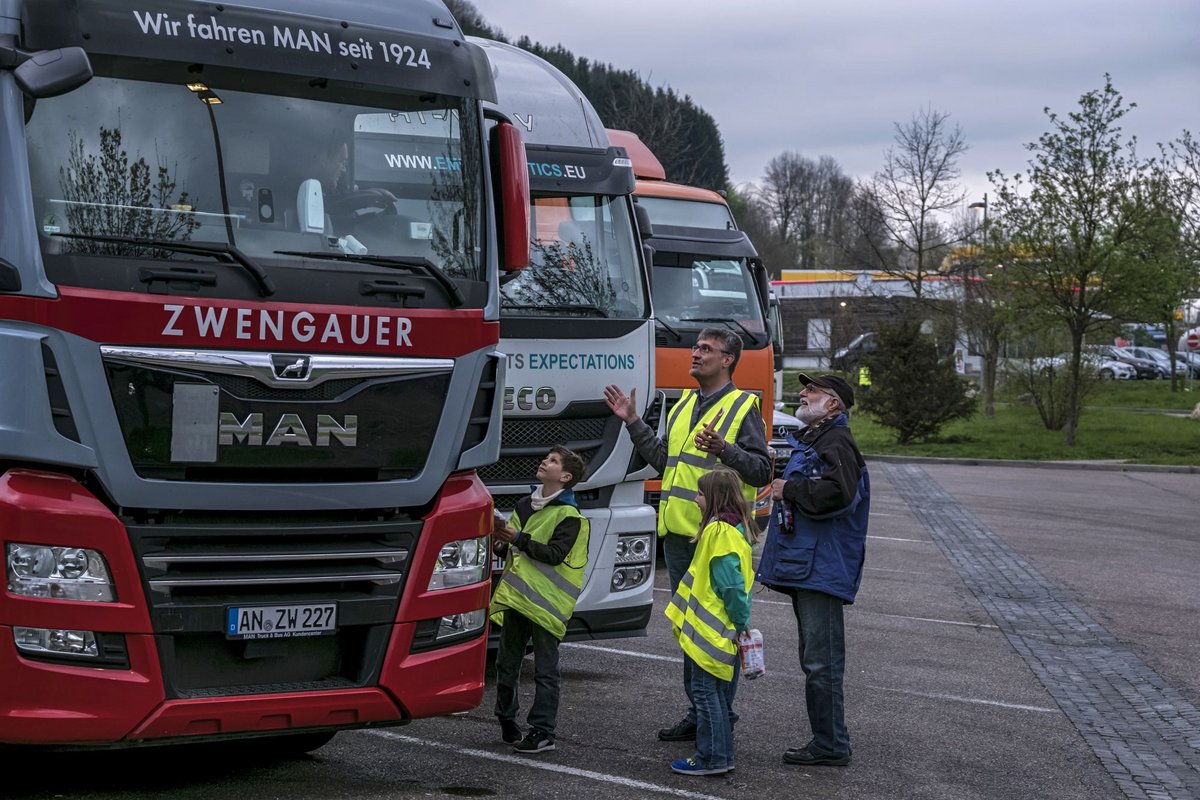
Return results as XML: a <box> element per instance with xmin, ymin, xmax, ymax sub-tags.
<box><xmin>469</xmin><ymin>0</ymin><xmax>1198</xmax><ymax>210</ymax></box>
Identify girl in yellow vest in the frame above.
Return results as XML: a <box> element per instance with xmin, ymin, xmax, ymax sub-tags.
<box><xmin>665</xmin><ymin>467</ymin><xmax>756</xmax><ymax>776</ymax></box>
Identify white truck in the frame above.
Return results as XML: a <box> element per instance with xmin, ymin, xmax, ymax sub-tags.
<box><xmin>471</xmin><ymin>39</ymin><xmax>657</xmax><ymax>640</ymax></box>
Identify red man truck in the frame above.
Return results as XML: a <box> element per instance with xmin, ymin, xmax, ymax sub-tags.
<box><xmin>0</xmin><ymin>0</ymin><xmax>530</xmax><ymax>751</ymax></box>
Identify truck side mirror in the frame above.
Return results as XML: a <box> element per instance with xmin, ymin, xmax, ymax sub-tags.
<box><xmin>13</xmin><ymin>47</ymin><xmax>93</xmax><ymax>99</ymax></box>
<box><xmin>493</xmin><ymin>121</ymin><xmax>530</xmax><ymax>271</ymax></box>
<box><xmin>634</xmin><ymin>203</ymin><xmax>654</xmax><ymax>240</ymax></box>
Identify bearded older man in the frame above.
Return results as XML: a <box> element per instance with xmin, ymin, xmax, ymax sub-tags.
<box><xmin>758</xmin><ymin>373</ymin><xmax>870</xmax><ymax>768</ymax></box>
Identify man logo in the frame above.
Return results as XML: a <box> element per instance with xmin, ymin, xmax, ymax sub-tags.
<box><xmin>271</xmin><ymin>354</ymin><xmax>311</xmax><ymax>381</ymax></box>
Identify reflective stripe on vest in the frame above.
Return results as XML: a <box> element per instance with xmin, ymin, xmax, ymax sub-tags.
<box><xmin>489</xmin><ymin>503</ymin><xmax>590</xmax><ymax>640</ymax></box>
<box><xmin>659</xmin><ymin>390</ymin><xmax>759</xmax><ymax>537</ymax></box>
<box><xmin>663</xmin><ymin>520</ymin><xmax>753</xmax><ymax>680</ymax></box>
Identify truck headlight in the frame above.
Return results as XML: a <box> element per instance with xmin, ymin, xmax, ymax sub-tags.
<box><xmin>6</xmin><ymin>544</ymin><xmax>115</xmax><ymax>602</ymax></box>
<box><xmin>611</xmin><ymin>534</ymin><xmax>652</xmax><ymax>592</ymax></box>
<box><xmin>428</xmin><ymin>536</ymin><xmax>489</xmax><ymax>590</ymax></box>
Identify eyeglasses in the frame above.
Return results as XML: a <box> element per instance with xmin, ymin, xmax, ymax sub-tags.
<box><xmin>691</xmin><ymin>343</ymin><xmax>731</xmax><ymax>355</ymax></box>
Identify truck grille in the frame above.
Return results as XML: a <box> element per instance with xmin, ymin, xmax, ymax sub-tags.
<box><xmin>480</xmin><ymin>415</ymin><xmax>615</xmax><ymax>485</ymax></box>
<box><xmin>126</xmin><ymin>515</ymin><xmax>417</xmax><ymax>698</ymax></box>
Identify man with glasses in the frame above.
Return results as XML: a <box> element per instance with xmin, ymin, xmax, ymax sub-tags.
<box><xmin>759</xmin><ymin>373</ymin><xmax>870</xmax><ymax>768</ymax></box>
<box><xmin>604</xmin><ymin>327</ymin><xmax>771</xmax><ymax>744</ymax></box>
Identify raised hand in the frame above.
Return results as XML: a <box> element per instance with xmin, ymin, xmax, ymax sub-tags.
<box><xmin>603</xmin><ymin>384</ymin><xmax>639</xmax><ymax>423</ymax></box>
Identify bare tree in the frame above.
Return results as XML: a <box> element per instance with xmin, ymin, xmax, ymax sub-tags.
<box><xmin>858</xmin><ymin>107</ymin><xmax>968</xmax><ymax>298</ymax></box>
<box><xmin>755</xmin><ymin>152</ymin><xmax>856</xmax><ymax>271</ymax></box>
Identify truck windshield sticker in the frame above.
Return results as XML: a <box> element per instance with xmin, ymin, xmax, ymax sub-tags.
<box><xmin>129</xmin><ymin>9</ymin><xmax>432</xmax><ymax>69</ymax></box>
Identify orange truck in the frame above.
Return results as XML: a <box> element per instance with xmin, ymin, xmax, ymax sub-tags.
<box><xmin>606</xmin><ymin>130</ymin><xmax>775</xmax><ymax>527</ymax></box>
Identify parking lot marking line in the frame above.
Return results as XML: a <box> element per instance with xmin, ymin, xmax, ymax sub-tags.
<box><xmin>868</xmin><ymin>534</ymin><xmax>933</xmax><ymax>543</ymax></box>
<box><xmin>864</xmin><ymin>566</ymin><xmax>932</xmax><ymax>576</ymax></box>
<box><xmin>669</xmin><ymin>587</ymin><xmax>996</xmax><ymax>630</ymax></box>
<box><xmin>563</xmin><ymin>642</ymin><xmax>683</xmax><ymax>663</ymax></box>
<box><xmin>866</xmin><ymin>685</ymin><xmax>1058</xmax><ymax>713</ymax></box>
<box><xmin>869</xmin><ymin>611</ymin><xmax>998</xmax><ymax>629</ymax></box>
<box><xmin>365</xmin><ymin>730</ymin><xmax>729</xmax><ymax>800</ymax></box>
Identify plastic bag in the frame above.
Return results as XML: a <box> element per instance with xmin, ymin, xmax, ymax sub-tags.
<box><xmin>737</xmin><ymin>628</ymin><xmax>765</xmax><ymax>679</ymax></box>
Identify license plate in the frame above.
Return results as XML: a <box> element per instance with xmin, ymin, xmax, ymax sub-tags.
<box><xmin>226</xmin><ymin>603</ymin><xmax>337</xmax><ymax>640</ymax></box>
<box><xmin>491</xmin><ymin>554</ymin><xmax>507</xmax><ymax>574</ymax></box>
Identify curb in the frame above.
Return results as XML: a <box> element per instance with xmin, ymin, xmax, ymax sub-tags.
<box><xmin>863</xmin><ymin>453</ymin><xmax>1199</xmax><ymax>475</ymax></box>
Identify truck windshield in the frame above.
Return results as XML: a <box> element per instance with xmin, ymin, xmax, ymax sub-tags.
<box><xmin>500</xmin><ymin>194</ymin><xmax>647</xmax><ymax>319</ymax></box>
<box><xmin>652</xmin><ymin>259</ymin><xmax>766</xmax><ymax>336</ymax></box>
<box><xmin>638</xmin><ymin>196</ymin><xmax>736</xmax><ymax>230</ymax></box>
<box><xmin>25</xmin><ymin>76</ymin><xmax>483</xmax><ymax>283</ymax></box>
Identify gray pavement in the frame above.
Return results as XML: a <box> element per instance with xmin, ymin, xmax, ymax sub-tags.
<box><xmin>5</xmin><ymin>462</ymin><xmax>1198</xmax><ymax>799</ymax></box>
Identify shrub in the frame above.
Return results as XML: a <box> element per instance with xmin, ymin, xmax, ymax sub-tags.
<box><xmin>859</xmin><ymin>318</ymin><xmax>978</xmax><ymax>444</ymax></box>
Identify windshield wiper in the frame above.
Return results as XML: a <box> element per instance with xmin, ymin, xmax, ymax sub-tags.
<box><xmin>655</xmin><ymin>317</ymin><xmax>683</xmax><ymax>341</ymax></box>
<box><xmin>275</xmin><ymin>251</ymin><xmax>463</xmax><ymax>308</ymax></box>
<box><xmin>502</xmin><ymin>302</ymin><xmax>608</xmax><ymax>318</ymax></box>
<box><xmin>55</xmin><ymin>233</ymin><xmax>275</xmax><ymax>296</ymax></box>
<box><xmin>685</xmin><ymin>316</ymin><xmax>760</xmax><ymax>343</ymax></box>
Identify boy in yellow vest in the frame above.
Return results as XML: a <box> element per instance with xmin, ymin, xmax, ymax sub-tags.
<box><xmin>665</xmin><ymin>467</ymin><xmax>756</xmax><ymax>776</ymax></box>
<box><xmin>490</xmin><ymin>446</ymin><xmax>590</xmax><ymax>754</ymax></box>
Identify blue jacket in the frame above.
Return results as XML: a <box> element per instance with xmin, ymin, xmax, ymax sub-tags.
<box><xmin>756</xmin><ymin>417</ymin><xmax>870</xmax><ymax>604</ymax></box>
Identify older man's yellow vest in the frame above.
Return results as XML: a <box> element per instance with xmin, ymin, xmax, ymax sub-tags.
<box><xmin>665</xmin><ymin>519</ymin><xmax>753</xmax><ymax>680</ymax></box>
<box><xmin>659</xmin><ymin>389</ymin><xmax>759</xmax><ymax>538</ymax></box>
<box><xmin>490</xmin><ymin>504</ymin><xmax>589</xmax><ymax>641</ymax></box>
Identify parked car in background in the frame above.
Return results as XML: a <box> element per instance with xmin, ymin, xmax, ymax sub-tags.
<box><xmin>1128</xmin><ymin>346</ymin><xmax>1190</xmax><ymax>379</ymax></box>
<box><xmin>830</xmin><ymin>331</ymin><xmax>876</xmax><ymax>372</ymax></box>
<box><xmin>1084</xmin><ymin>345</ymin><xmax>1165</xmax><ymax>380</ymax></box>
<box><xmin>1176</xmin><ymin>349</ymin><xmax>1200</xmax><ymax>378</ymax></box>
<box><xmin>1032</xmin><ymin>353</ymin><xmax>1136</xmax><ymax>380</ymax></box>
<box><xmin>769</xmin><ymin>406</ymin><xmax>804</xmax><ymax>480</ymax></box>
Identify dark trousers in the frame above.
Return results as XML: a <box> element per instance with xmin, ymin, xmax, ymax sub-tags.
<box><xmin>791</xmin><ymin>588</ymin><xmax>850</xmax><ymax>756</ymax></box>
<box><xmin>663</xmin><ymin>533</ymin><xmax>699</xmax><ymax>724</ymax></box>
<box><xmin>494</xmin><ymin>609</ymin><xmax>561</xmax><ymax>737</ymax></box>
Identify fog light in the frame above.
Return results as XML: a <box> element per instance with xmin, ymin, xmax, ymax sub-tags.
<box><xmin>14</xmin><ymin>626</ymin><xmax>99</xmax><ymax>657</ymax></box>
<box><xmin>6</xmin><ymin>543</ymin><xmax>115</xmax><ymax>601</ymax></box>
<box><xmin>428</xmin><ymin>536</ymin><xmax>489</xmax><ymax>590</ymax></box>
<box><xmin>610</xmin><ymin>564</ymin><xmax>650</xmax><ymax>592</ymax></box>
<box><xmin>436</xmin><ymin>609</ymin><xmax>486</xmax><ymax>641</ymax></box>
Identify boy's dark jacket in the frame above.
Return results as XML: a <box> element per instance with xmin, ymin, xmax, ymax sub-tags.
<box><xmin>499</xmin><ymin>489</ymin><xmax>583</xmax><ymax>566</ymax></box>
<box><xmin>756</xmin><ymin>414</ymin><xmax>870</xmax><ymax>604</ymax></box>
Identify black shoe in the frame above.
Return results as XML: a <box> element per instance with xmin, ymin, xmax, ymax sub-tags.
<box><xmin>657</xmin><ymin>718</ymin><xmax>697</xmax><ymax>742</ymax></box>
<box><xmin>782</xmin><ymin>745</ymin><xmax>851</xmax><ymax>766</ymax></box>
<box><xmin>499</xmin><ymin>718</ymin><xmax>521</xmax><ymax>744</ymax></box>
<box><xmin>514</xmin><ymin>731</ymin><xmax>555</xmax><ymax>753</ymax></box>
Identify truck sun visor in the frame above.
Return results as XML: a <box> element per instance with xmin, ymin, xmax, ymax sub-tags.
<box><xmin>20</xmin><ymin>0</ymin><xmax>497</xmax><ymax>101</ymax></box>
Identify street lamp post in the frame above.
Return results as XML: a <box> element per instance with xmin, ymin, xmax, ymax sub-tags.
<box><xmin>967</xmin><ymin>193</ymin><xmax>988</xmax><ymax>246</ymax></box>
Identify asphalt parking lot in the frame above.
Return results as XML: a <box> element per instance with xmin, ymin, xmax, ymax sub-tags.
<box><xmin>7</xmin><ymin>462</ymin><xmax>1199</xmax><ymax>800</ymax></box>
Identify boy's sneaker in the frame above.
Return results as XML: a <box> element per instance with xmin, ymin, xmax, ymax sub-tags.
<box><xmin>499</xmin><ymin>718</ymin><xmax>521</xmax><ymax>744</ymax></box>
<box><xmin>514</xmin><ymin>731</ymin><xmax>555</xmax><ymax>753</ymax></box>
<box><xmin>670</xmin><ymin>757</ymin><xmax>730</xmax><ymax>776</ymax></box>
<box><xmin>656</xmin><ymin>718</ymin><xmax>697</xmax><ymax>742</ymax></box>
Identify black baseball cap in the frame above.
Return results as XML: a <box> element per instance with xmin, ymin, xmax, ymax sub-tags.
<box><xmin>797</xmin><ymin>373</ymin><xmax>855</xmax><ymax>409</ymax></box>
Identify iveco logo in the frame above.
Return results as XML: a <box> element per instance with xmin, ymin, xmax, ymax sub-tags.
<box><xmin>271</xmin><ymin>354</ymin><xmax>312</xmax><ymax>381</ymax></box>
<box><xmin>503</xmin><ymin>386</ymin><xmax>556</xmax><ymax>411</ymax></box>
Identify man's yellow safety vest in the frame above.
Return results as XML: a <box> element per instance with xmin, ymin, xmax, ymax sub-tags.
<box><xmin>664</xmin><ymin>519</ymin><xmax>753</xmax><ymax>680</ymax></box>
<box><xmin>659</xmin><ymin>389</ymin><xmax>759</xmax><ymax>538</ymax></box>
<box><xmin>490</xmin><ymin>504</ymin><xmax>590</xmax><ymax>641</ymax></box>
